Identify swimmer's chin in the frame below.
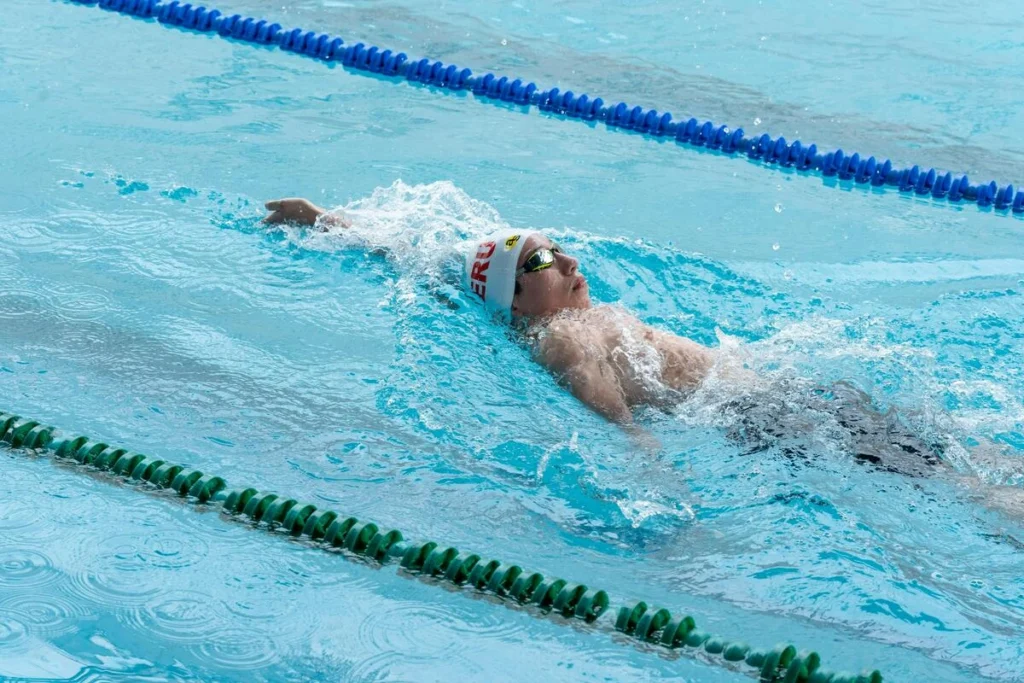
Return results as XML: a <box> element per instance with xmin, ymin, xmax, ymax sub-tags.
<box><xmin>566</xmin><ymin>277</ymin><xmax>591</xmax><ymax>310</ymax></box>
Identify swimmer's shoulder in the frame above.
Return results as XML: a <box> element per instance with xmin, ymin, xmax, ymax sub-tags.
<box><xmin>531</xmin><ymin>315</ymin><xmax>593</xmax><ymax>372</ymax></box>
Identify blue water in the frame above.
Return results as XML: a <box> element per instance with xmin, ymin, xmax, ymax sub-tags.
<box><xmin>2</xmin><ymin>1</ymin><xmax>1024</xmax><ymax>681</ymax></box>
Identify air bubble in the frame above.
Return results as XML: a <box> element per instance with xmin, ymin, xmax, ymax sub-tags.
<box><xmin>772</xmin><ymin>242</ymin><xmax>780</xmax><ymax>251</ymax></box>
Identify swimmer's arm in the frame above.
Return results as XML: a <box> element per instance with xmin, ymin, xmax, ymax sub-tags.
<box><xmin>567</xmin><ymin>360</ymin><xmax>633</xmax><ymax>423</ymax></box>
<box><xmin>263</xmin><ymin>198</ymin><xmax>351</xmax><ymax>230</ymax></box>
<box><xmin>539</xmin><ymin>334</ymin><xmax>632</xmax><ymax>424</ymax></box>
<box><xmin>263</xmin><ymin>196</ymin><xmax>457</xmax><ymax>309</ymax></box>
<box><xmin>548</xmin><ymin>346</ymin><xmax>664</xmax><ymax>451</ymax></box>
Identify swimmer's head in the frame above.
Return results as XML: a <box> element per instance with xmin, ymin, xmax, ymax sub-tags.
<box><xmin>465</xmin><ymin>230</ymin><xmax>591</xmax><ymax>319</ymax></box>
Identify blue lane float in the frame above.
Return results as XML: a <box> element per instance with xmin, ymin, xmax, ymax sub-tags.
<box><xmin>74</xmin><ymin>0</ymin><xmax>1024</xmax><ymax>216</ymax></box>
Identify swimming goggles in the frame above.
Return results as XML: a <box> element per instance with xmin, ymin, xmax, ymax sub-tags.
<box><xmin>516</xmin><ymin>244</ymin><xmax>562</xmax><ymax>278</ymax></box>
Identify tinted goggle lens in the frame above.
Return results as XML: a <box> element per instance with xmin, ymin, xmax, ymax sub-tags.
<box><xmin>517</xmin><ymin>246</ymin><xmax>560</xmax><ymax>277</ymax></box>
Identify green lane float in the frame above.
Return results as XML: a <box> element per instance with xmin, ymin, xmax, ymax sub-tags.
<box><xmin>0</xmin><ymin>410</ymin><xmax>882</xmax><ymax>682</ymax></box>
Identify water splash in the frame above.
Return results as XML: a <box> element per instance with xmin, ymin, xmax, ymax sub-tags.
<box><xmin>295</xmin><ymin>180</ymin><xmax>508</xmax><ymax>281</ymax></box>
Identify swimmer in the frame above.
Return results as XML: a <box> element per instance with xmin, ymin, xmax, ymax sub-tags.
<box><xmin>263</xmin><ymin>195</ymin><xmax>1024</xmax><ymax>514</ymax></box>
<box><xmin>264</xmin><ymin>197</ymin><xmax>717</xmax><ymax>425</ymax></box>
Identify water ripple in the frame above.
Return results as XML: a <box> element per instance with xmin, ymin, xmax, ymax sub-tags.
<box><xmin>0</xmin><ymin>467</ymin><xmax>49</xmax><ymax>537</ymax></box>
<box><xmin>0</xmin><ymin>218</ymin><xmax>53</xmax><ymax>251</ymax></box>
<box><xmin>0</xmin><ymin>617</ymin><xmax>29</xmax><ymax>650</ymax></box>
<box><xmin>44</xmin><ymin>281</ymin><xmax>115</xmax><ymax>322</ymax></box>
<box><xmin>123</xmin><ymin>591</ymin><xmax>229</xmax><ymax>644</ymax></box>
<box><xmin>354</xmin><ymin>595</ymin><xmax>523</xmax><ymax>665</ymax></box>
<box><xmin>45</xmin><ymin>480</ymin><xmax>117</xmax><ymax>528</ymax></box>
<box><xmin>344</xmin><ymin>592</ymin><xmax>529</xmax><ymax>681</ymax></box>
<box><xmin>61</xmin><ymin>531</ymin><xmax>187</xmax><ymax>607</ymax></box>
<box><xmin>346</xmin><ymin>651</ymin><xmax>408</xmax><ymax>682</ymax></box>
<box><xmin>0</xmin><ymin>592</ymin><xmax>91</xmax><ymax>637</ymax></box>
<box><xmin>0</xmin><ymin>289</ymin><xmax>49</xmax><ymax>318</ymax></box>
<box><xmin>192</xmin><ymin>628</ymin><xmax>280</xmax><ymax>670</ymax></box>
<box><xmin>128</xmin><ymin>532</ymin><xmax>211</xmax><ymax>571</ymax></box>
<box><xmin>0</xmin><ymin>548</ymin><xmax>60</xmax><ymax>589</ymax></box>
<box><xmin>0</xmin><ymin>495</ymin><xmax>44</xmax><ymax>536</ymax></box>
<box><xmin>60</xmin><ymin>568</ymin><xmax>162</xmax><ymax>611</ymax></box>
<box><xmin>204</xmin><ymin>520</ymin><xmax>339</xmax><ymax>627</ymax></box>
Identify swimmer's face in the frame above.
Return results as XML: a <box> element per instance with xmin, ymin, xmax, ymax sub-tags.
<box><xmin>511</xmin><ymin>234</ymin><xmax>591</xmax><ymax>318</ymax></box>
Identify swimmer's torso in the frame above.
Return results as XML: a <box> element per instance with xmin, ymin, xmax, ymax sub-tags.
<box><xmin>529</xmin><ymin>306</ymin><xmax>714</xmax><ymax>409</ymax></box>
<box><xmin>527</xmin><ymin>308</ymin><xmax>945</xmax><ymax>478</ymax></box>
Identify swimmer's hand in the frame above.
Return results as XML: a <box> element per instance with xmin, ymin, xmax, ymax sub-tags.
<box><xmin>263</xmin><ymin>198</ymin><xmax>323</xmax><ymax>225</ymax></box>
<box><xmin>625</xmin><ymin>424</ymin><xmax>662</xmax><ymax>456</ymax></box>
<box><xmin>263</xmin><ymin>198</ymin><xmax>351</xmax><ymax>230</ymax></box>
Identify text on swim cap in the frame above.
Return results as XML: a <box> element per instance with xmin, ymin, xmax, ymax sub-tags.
<box><xmin>470</xmin><ymin>241</ymin><xmax>495</xmax><ymax>300</ymax></box>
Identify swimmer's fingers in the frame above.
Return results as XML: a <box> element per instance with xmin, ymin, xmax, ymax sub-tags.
<box><xmin>263</xmin><ymin>198</ymin><xmax>313</xmax><ymax>225</ymax></box>
<box><xmin>262</xmin><ymin>198</ymin><xmax>325</xmax><ymax>227</ymax></box>
<box><xmin>262</xmin><ymin>199</ymin><xmax>286</xmax><ymax>225</ymax></box>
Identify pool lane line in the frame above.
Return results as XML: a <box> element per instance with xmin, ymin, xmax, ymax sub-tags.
<box><xmin>1</xmin><ymin>411</ymin><xmax>883</xmax><ymax>682</ymax></box>
<box><xmin>69</xmin><ymin>0</ymin><xmax>1023</xmax><ymax>217</ymax></box>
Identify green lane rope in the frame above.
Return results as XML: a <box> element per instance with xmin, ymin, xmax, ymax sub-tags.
<box><xmin>0</xmin><ymin>410</ymin><xmax>882</xmax><ymax>682</ymax></box>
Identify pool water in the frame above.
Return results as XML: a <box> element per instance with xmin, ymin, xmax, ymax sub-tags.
<box><xmin>2</xmin><ymin>0</ymin><xmax>1023</xmax><ymax>681</ymax></box>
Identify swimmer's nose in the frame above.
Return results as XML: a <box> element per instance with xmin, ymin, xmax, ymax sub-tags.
<box><xmin>557</xmin><ymin>251</ymin><xmax>579</xmax><ymax>275</ymax></box>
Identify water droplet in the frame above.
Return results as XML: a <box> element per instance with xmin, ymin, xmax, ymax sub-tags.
<box><xmin>501</xmin><ymin>38</ymin><xmax>507</xmax><ymax>46</ymax></box>
<box><xmin>754</xmin><ymin>117</ymin><xmax>762</xmax><ymax>126</ymax></box>
<box><xmin>774</xmin><ymin>203</ymin><xmax>783</xmax><ymax>213</ymax></box>
<box><xmin>783</xmin><ymin>270</ymin><xmax>793</xmax><ymax>280</ymax></box>
<box><xmin>772</xmin><ymin>242</ymin><xmax>780</xmax><ymax>251</ymax></box>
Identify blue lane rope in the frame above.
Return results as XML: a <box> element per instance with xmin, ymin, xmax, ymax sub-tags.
<box><xmin>71</xmin><ymin>0</ymin><xmax>1023</xmax><ymax>215</ymax></box>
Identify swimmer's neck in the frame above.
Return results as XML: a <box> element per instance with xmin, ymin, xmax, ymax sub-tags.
<box><xmin>515</xmin><ymin>304</ymin><xmax>600</xmax><ymax>334</ymax></box>
<box><xmin>522</xmin><ymin>302</ymin><xmax>625</xmax><ymax>323</ymax></box>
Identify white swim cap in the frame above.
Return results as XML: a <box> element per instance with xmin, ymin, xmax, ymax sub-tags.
<box><xmin>464</xmin><ymin>229</ymin><xmax>539</xmax><ymax>315</ymax></box>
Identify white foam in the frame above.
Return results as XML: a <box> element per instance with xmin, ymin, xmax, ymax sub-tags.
<box><xmin>616</xmin><ymin>499</ymin><xmax>695</xmax><ymax>528</ymax></box>
<box><xmin>281</xmin><ymin>180</ymin><xmax>512</xmax><ymax>288</ymax></box>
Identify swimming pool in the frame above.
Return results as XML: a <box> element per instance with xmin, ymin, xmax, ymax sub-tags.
<box><xmin>2</xmin><ymin>0</ymin><xmax>1023</xmax><ymax>680</ymax></box>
